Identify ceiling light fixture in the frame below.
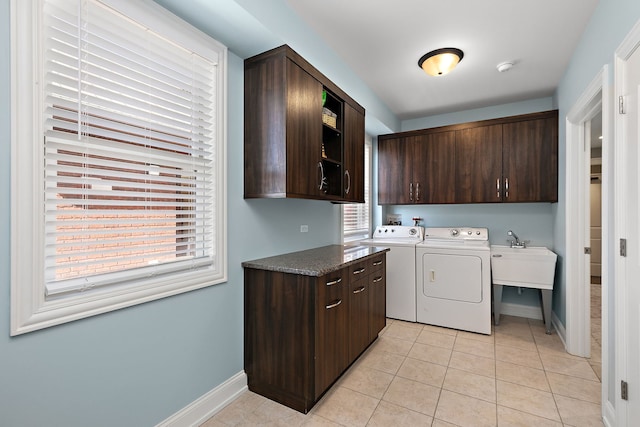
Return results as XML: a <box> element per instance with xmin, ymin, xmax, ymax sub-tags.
<box><xmin>418</xmin><ymin>48</ymin><xmax>464</xmax><ymax>76</ymax></box>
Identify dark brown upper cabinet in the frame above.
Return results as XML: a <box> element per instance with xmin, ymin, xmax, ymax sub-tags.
<box><xmin>244</xmin><ymin>45</ymin><xmax>365</xmax><ymax>202</ymax></box>
<box><xmin>378</xmin><ymin>110</ymin><xmax>558</xmax><ymax>205</ymax></box>
<box><xmin>501</xmin><ymin>115</ymin><xmax>558</xmax><ymax>202</ymax></box>
<box><xmin>378</xmin><ymin>131</ymin><xmax>456</xmax><ymax>204</ymax></box>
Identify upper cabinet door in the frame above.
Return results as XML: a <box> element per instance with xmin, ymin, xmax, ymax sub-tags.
<box><xmin>502</xmin><ymin>116</ymin><xmax>558</xmax><ymax>203</ymax></box>
<box><xmin>343</xmin><ymin>104</ymin><xmax>365</xmax><ymax>203</ymax></box>
<box><xmin>285</xmin><ymin>60</ymin><xmax>324</xmax><ymax>198</ymax></box>
<box><xmin>455</xmin><ymin>125</ymin><xmax>503</xmax><ymax>203</ymax></box>
<box><xmin>413</xmin><ymin>131</ymin><xmax>457</xmax><ymax>204</ymax></box>
<box><xmin>378</xmin><ymin>137</ymin><xmax>413</xmax><ymax>204</ymax></box>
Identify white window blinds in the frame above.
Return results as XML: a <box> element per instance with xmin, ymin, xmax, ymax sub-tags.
<box><xmin>43</xmin><ymin>0</ymin><xmax>218</xmax><ymax>296</ymax></box>
<box><xmin>343</xmin><ymin>140</ymin><xmax>371</xmax><ymax>242</ymax></box>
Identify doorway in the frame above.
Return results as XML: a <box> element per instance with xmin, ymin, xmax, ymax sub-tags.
<box><xmin>565</xmin><ymin>65</ymin><xmax>613</xmax><ymax>423</ymax></box>
<box><xmin>587</xmin><ymin>112</ymin><xmax>603</xmax><ymax>381</ymax></box>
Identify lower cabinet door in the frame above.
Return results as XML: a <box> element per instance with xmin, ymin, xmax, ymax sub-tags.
<box><xmin>349</xmin><ymin>276</ymin><xmax>370</xmax><ymax>361</ymax></box>
<box><xmin>369</xmin><ymin>268</ymin><xmax>386</xmax><ymax>343</ymax></box>
<box><xmin>315</xmin><ymin>270</ymin><xmax>349</xmax><ymax>398</ymax></box>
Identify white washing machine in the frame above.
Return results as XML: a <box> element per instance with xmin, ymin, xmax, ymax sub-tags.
<box><xmin>415</xmin><ymin>227</ymin><xmax>491</xmax><ymax>335</ymax></box>
<box><xmin>359</xmin><ymin>225</ymin><xmax>424</xmax><ymax>322</ymax></box>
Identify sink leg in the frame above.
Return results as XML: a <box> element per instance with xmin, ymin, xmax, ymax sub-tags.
<box><xmin>541</xmin><ymin>289</ymin><xmax>553</xmax><ymax>334</ymax></box>
<box><xmin>493</xmin><ymin>284</ymin><xmax>503</xmax><ymax>326</ymax></box>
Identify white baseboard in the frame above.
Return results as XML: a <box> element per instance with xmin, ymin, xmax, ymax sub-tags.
<box><xmin>552</xmin><ymin>311</ymin><xmax>566</xmax><ymax>345</ymax></box>
<box><xmin>499</xmin><ymin>302</ymin><xmax>543</xmax><ymax>320</ymax></box>
<box><xmin>602</xmin><ymin>400</ymin><xmax>615</xmax><ymax>427</ymax></box>
<box><xmin>157</xmin><ymin>371</ymin><xmax>248</xmax><ymax>427</ymax></box>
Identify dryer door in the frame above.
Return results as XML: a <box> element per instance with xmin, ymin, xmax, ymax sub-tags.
<box><xmin>420</xmin><ymin>253</ymin><xmax>483</xmax><ymax>303</ymax></box>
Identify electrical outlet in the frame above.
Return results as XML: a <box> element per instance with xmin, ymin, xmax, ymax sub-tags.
<box><xmin>300</xmin><ymin>225</ymin><xmax>309</xmax><ymax>233</ymax></box>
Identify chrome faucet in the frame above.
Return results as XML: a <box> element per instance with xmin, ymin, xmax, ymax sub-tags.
<box><xmin>507</xmin><ymin>230</ymin><xmax>526</xmax><ymax>248</ymax></box>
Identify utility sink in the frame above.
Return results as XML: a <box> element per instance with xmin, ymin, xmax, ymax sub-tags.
<box><xmin>490</xmin><ymin>245</ymin><xmax>557</xmax><ymax>290</ymax></box>
<box><xmin>491</xmin><ymin>245</ymin><xmax>558</xmax><ymax>334</ymax></box>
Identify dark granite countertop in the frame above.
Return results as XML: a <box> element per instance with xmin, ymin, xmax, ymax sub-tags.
<box><xmin>241</xmin><ymin>244</ymin><xmax>389</xmax><ymax>276</ymax></box>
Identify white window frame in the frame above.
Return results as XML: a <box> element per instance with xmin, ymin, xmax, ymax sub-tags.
<box><xmin>10</xmin><ymin>0</ymin><xmax>228</xmax><ymax>335</ymax></box>
<box><xmin>342</xmin><ymin>135</ymin><xmax>372</xmax><ymax>243</ymax></box>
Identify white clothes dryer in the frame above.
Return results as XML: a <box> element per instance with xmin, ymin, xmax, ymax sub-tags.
<box><xmin>415</xmin><ymin>227</ymin><xmax>491</xmax><ymax>335</ymax></box>
<box><xmin>359</xmin><ymin>225</ymin><xmax>424</xmax><ymax>322</ymax></box>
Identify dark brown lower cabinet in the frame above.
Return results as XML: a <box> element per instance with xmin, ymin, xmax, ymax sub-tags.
<box><xmin>244</xmin><ymin>254</ymin><xmax>386</xmax><ymax>413</ymax></box>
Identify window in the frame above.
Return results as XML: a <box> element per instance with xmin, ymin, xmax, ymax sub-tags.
<box><xmin>343</xmin><ymin>136</ymin><xmax>371</xmax><ymax>242</ymax></box>
<box><xmin>10</xmin><ymin>0</ymin><xmax>227</xmax><ymax>335</ymax></box>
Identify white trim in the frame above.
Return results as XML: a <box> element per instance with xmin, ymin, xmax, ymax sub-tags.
<box><xmin>603</xmin><ymin>400</ymin><xmax>616</xmax><ymax>427</ymax></box>
<box><xmin>565</xmin><ymin>67</ymin><xmax>608</xmax><ymax>359</ymax></box>
<box><xmin>613</xmin><ymin>16</ymin><xmax>640</xmax><ymax>427</ymax></box>
<box><xmin>10</xmin><ymin>0</ymin><xmax>228</xmax><ymax>335</ymax></box>
<box><xmin>552</xmin><ymin>310</ymin><xmax>567</xmax><ymax>346</ymax></box>
<box><xmin>156</xmin><ymin>371</ymin><xmax>247</xmax><ymax>427</ymax></box>
<box><xmin>565</xmin><ymin>65</ymin><xmax>614</xmax><ymax>425</ymax></box>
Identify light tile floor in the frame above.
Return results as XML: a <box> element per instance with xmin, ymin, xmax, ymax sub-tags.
<box><xmin>201</xmin><ymin>315</ymin><xmax>603</xmax><ymax>427</ymax></box>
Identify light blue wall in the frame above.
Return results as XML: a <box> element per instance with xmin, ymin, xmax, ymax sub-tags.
<box><xmin>553</xmin><ymin>0</ymin><xmax>640</xmax><ymax>327</ymax></box>
<box><xmin>401</xmin><ymin>97</ymin><xmax>555</xmax><ymax>131</ymax></box>
<box><xmin>0</xmin><ymin>3</ymin><xmax>339</xmax><ymax>426</ymax></box>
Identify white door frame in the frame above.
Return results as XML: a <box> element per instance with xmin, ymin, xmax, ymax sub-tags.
<box><xmin>613</xmin><ymin>18</ymin><xmax>640</xmax><ymax>427</ymax></box>
<box><xmin>565</xmin><ymin>66</ymin><xmax>610</xmax><ymax>357</ymax></box>
<box><xmin>565</xmin><ymin>65</ymin><xmax>613</xmax><ymax>424</ymax></box>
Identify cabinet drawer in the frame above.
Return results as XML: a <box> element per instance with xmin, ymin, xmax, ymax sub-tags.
<box><xmin>369</xmin><ymin>255</ymin><xmax>385</xmax><ymax>272</ymax></box>
<box><xmin>349</xmin><ymin>260</ymin><xmax>368</xmax><ymax>278</ymax></box>
<box><xmin>369</xmin><ymin>271</ymin><xmax>385</xmax><ymax>287</ymax></box>
<box><xmin>320</xmin><ymin>269</ymin><xmax>347</xmax><ymax>307</ymax></box>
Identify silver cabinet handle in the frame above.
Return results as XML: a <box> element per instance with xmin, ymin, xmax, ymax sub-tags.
<box><xmin>505</xmin><ymin>177</ymin><xmax>509</xmax><ymax>198</ymax></box>
<box><xmin>353</xmin><ymin>267</ymin><xmax>366</xmax><ymax>275</ymax></box>
<box><xmin>352</xmin><ymin>286</ymin><xmax>366</xmax><ymax>294</ymax></box>
<box><xmin>325</xmin><ymin>299</ymin><xmax>342</xmax><ymax>309</ymax></box>
<box><xmin>326</xmin><ymin>278</ymin><xmax>342</xmax><ymax>286</ymax></box>
<box><xmin>344</xmin><ymin>170</ymin><xmax>351</xmax><ymax>195</ymax></box>
<box><xmin>317</xmin><ymin>161</ymin><xmax>327</xmax><ymax>192</ymax></box>
<box><xmin>373</xmin><ymin>276</ymin><xmax>383</xmax><ymax>283</ymax></box>
<box><xmin>372</xmin><ymin>260</ymin><xmax>383</xmax><ymax>266</ymax></box>
<box><xmin>496</xmin><ymin>178</ymin><xmax>501</xmax><ymax>199</ymax></box>
<box><xmin>409</xmin><ymin>182</ymin><xmax>414</xmax><ymax>202</ymax></box>
<box><xmin>416</xmin><ymin>182</ymin><xmax>420</xmax><ymax>202</ymax></box>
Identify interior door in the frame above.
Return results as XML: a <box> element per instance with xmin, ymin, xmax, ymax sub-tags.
<box><xmin>620</xmin><ymin>40</ymin><xmax>640</xmax><ymax>425</ymax></box>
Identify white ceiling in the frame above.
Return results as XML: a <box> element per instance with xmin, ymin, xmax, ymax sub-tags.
<box><xmin>286</xmin><ymin>0</ymin><xmax>600</xmax><ymax>120</ymax></box>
